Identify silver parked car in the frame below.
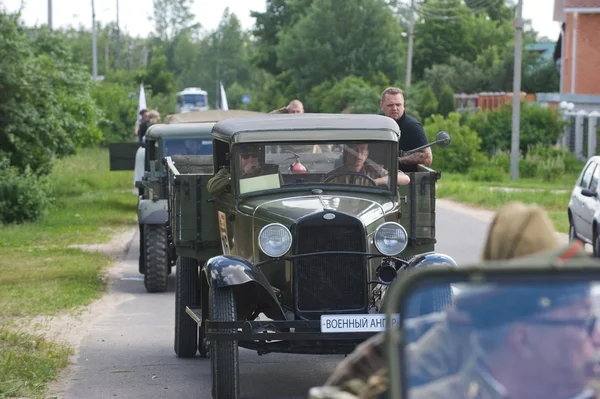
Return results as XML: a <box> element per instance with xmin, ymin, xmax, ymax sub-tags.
<box><xmin>568</xmin><ymin>155</ymin><xmax>600</xmax><ymax>255</ymax></box>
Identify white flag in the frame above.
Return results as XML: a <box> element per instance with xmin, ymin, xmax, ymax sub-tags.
<box><xmin>220</xmin><ymin>82</ymin><xmax>229</xmax><ymax>111</ymax></box>
<box><xmin>137</xmin><ymin>83</ymin><xmax>147</xmax><ymax>121</ymax></box>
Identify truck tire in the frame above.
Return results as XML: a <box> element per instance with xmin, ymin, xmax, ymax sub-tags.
<box><xmin>143</xmin><ymin>224</ymin><xmax>169</xmax><ymax>293</ymax></box>
<box><xmin>174</xmin><ymin>256</ymin><xmax>199</xmax><ymax>358</ymax></box>
<box><xmin>138</xmin><ymin>223</ymin><xmax>145</xmax><ymax>274</ymax></box>
<box><xmin>210</xmin><ymin>286</ymin><xmax>239</xmax><ymax>399</ymax></box>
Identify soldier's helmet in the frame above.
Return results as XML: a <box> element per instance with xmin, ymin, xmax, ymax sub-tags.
<box><xmin>482</xmin><ymin>201</ymin><xmax>559</xmax><ymax>261</ymax></box>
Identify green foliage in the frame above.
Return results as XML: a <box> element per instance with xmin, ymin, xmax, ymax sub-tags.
<box><xmin>91</xmin><ymin>82</ymin><xmax>139</xmax><ymax>144</ymax></box>
<box><xmin>143</xmin><ymin>46</ymin><xmax>176</xmax><ymax>96</ymax></box>
<box><xmin>275</xmin><ymin>0</ymin><xmax>405</xmax><ymax>98</ymax></box>
<box><xmin>307</xmin><ymin>76</ymin><xmax>381</xmax><ymax>114</ymax></box>
<box><xmin>417</xmin><ymin>85</ymin><xmax>439</xmax><ymax>122</ymax></box>
<box><xmin>0</xmin><ymin>161</ymin><xmax>52</xmax><ymax>224</ymax></box>
<box><xmin>424</xmin><ymin>113</ymin><xmax>486</xmax><ymax>173</ymax></box>
<box><xmin>0</xmin><ymin>14</ymin><xmax>102</xmax><ymax>175</ymax></box>
<box><xmin>437</xmin><ymin>85</ymin><xmax>456</xmax><ymax>118</ymax></box>
<box><xmin>151</xmin><ymin>0</ymin><xmax>197</xmax><ymax>42</ymax></box>
<box><xmin>464</xmin><ymin>103</ymin><xmax>567</xmax><ymax>156</ymax></box>
<box><xmin>251</xmin><ymin>0</ymin><xmax>315</xmax><ymax>76</ymax></box>
<box><xmin>0</xmin><ymin>327</ymin><xmax>72</xmax><ymax>399</ymax></box>
<box><xmin>471</xmin><ymin>145</ymin><xmax>583</xmax><ymax>183</ymax></box>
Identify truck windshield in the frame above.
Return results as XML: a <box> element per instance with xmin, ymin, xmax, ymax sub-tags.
<box><xmin>234</xmin><ymin>141</ymin><xmax>397</xmax><ymax>195</ymax></box>
<box><xmin>164</xmin><ymin>139</ymin><xmax>212</xmax><ymax>156</ymax></box>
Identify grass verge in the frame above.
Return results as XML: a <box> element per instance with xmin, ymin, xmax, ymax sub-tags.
<box><xmin>437</xmin><ymin>172</ymin><xmax>577</xmax><ymax>233</ymax></box>
<box><xmin>0</xmin><ymin>147</ymin><xmax>137</xmax><ymax>398</ymax></box>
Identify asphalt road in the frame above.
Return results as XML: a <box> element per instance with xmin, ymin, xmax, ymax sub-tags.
<box><xmin>56</xmin><ymin>201</ymin><xmax>494</xmax><ymax>399</ymax></box>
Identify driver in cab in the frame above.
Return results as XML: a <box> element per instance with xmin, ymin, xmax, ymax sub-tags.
<box><xmin>323</xmin><ymin>143</ymin><xmax>410</xmax><ymax>187</ymax></box>
<box><xmin>207</xmin><ymin>144</ymin><xmax>278</xmax><ymax>196</ymax></box>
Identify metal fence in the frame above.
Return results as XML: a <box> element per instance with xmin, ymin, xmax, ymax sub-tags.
<box><xmin>558</xmin><ymin>110</ymin><xmax>600</xmax><ymax>161</ymax></box>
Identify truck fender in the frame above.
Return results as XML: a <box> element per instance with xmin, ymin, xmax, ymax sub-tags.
<box><xmin>409</xmin><ymin>252</ymin><xmax>458</xmax><ymax>269</ymax></box>
<box><xmin>202</xmin><ymin>255</ymin><xmax>286</xmax><ymax>321</ymax></box>
<box><xmin>138</xmin><ymin>199</ymin><xmax>168</xmax><ymax>225</ymax></box>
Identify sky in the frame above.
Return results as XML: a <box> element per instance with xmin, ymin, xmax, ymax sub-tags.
<box><xmin>1</xmin><ymin>0</ymin><xmax>560</xmax><ymax>41</ymax></box>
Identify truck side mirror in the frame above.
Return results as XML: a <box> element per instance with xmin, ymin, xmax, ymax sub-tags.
<box><xmin>436</xmin><ymin>131</ymin><xmax>451</xmax><ymax>148</ymax></box>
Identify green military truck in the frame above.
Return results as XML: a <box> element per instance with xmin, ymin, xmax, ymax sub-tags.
<box><xmin>108</xmin><ymin>109</ymin><xmax>264</xmax><ymax>293</ymax></box>
<box><xmin>165</xmin><ymin>113</ymin><xmax>457</xmax><ymax>399</ymax></box>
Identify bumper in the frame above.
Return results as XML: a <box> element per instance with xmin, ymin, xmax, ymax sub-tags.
<box><xmin>187</xmin><ymin>306</ymin><xmax>383</xmax><ymax>342</ymax></box>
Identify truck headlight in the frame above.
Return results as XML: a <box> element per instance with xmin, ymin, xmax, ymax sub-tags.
<box><xmin>258</xmin><ymin>223</ymin><xmax>292</xmax><ymax>258</ymax></box>
<box><xmin>374</xmin><ymin>222</ymin><xmax>408</xmax><ymax>256</ymax></box>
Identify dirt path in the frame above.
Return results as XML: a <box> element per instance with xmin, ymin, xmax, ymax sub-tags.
<box><xmin>16</xmin><ymin>227</ymin><xmax>139</xmax><ymax>398</ymax></box>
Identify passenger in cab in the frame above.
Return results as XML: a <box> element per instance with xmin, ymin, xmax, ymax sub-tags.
<box><xmin>323</xmin><ymin>143</ymin><xmax>410</xmax><ymax>187</ymax></box>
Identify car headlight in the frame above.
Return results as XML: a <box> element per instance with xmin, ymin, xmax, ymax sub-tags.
<box><xmin>373</xmin><ymin>222</ymin><xmax>408</xmax><ymax>256</ymax></box>
<box><xmin>258</xmin><ymin>223</ymin><xmax>292</xmax><ymax>258</ymax></box>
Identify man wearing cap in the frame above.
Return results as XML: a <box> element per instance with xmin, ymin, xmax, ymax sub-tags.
<box><xmin>207</xmin><ymin>144</ymin><xmax>275</xmax><ymax>196</ymax></box>
<box><xmin>411</xmin><ymin>271</ymin><xmax>600</xmax><ymax>399</ymax></box>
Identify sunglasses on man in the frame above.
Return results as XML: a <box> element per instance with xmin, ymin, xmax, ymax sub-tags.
<box><xmin>524</xmin><ymin>316</ymin><xmax>597</xmax><ymax>336</ymax></box>
<box><xmin>241</xmin><ymin>152</ymin><xmax>260</xmax><ymax>160</ymax></box>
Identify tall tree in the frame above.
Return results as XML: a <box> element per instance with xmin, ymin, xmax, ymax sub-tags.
<box><xmin>151</xmin><ymin>0</ymin><xmax>197</xmax><ymax>42</ymax></box>
<box><xmin>250</xmin><ymin>0</ymin><xmax>314</xmax><ymax>76</ymax></box>
<box><xmin>275</xmin><ymin>0</ymin><xmax>406</xmax><ymax>98</ymax></box>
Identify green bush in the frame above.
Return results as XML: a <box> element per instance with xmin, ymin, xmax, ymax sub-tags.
<box><xmin>91</xmin><ymin>82</ymin><xmax>139</xmax><ymax>144</ymax></box>
<box><xmin>464</xmin><ymin>102</ymin><xmax>567</xmax><ymax>156</ymax></box>
<box><xmin>424</xmin><ymin>112</ymin><xmax>486</xmax><ymax>173</ymax></box>
<box><xmin>468</xmin><ymin>164</ymin><xmax>508</xmax><ymax>182</ymax></box>
<box><xmin>518</xmin><ymin>144</ymin><xmax>582</xmax><ymax>180</ymax></box>
<box><xmin>0</xmin><ymin>161</ymin><xmax>52</xmax><ymax>224</ymax></box>
<box><xmin>479</xmin><ymin>145</ymin><xmax>582</xmax><ymax>181</ymax></box>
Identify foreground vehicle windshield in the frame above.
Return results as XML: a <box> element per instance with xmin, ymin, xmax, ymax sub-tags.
<box><xmin>390</xmin><ymin>276</ymin><xmax>600</xmax><ymax>399</ymax></box>
<box><xmin>233</xmin><ymin>140</ymin><xmax>397</xmax><ymax>194</ymax></box>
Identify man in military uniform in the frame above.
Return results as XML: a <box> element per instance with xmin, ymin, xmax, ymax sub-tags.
<box><xmin>207</xmin><ymin>144</ymin><xmax>280</xmax><ymax>196</ymax></box>
<box><xmin>323</xmin><ymin>143</ymin><xmax>410</xmax><ymax>187</ymax></box>
<box><xmin>308</xmin><ymin>202</ymin><xmax>578</xmax><ymax>399</ymax></box>
<box><xmin>411</xmin><ymin>251</ymin><xmax>600</xmax><ymax>399</ymax></box>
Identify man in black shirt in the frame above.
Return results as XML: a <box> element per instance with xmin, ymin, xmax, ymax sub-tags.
<box><xmin>379</xmin><ymin>87</ymin><xmax>432</xmax><ymax>167</ymax></box>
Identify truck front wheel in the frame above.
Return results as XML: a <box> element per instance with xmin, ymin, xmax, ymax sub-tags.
<box><xmin>143</xmin><ymin>224</ymin><xmax>169</xmax><ymax>293</ymax></box>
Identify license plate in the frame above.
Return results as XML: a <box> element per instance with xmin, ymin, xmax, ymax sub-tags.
<box><xmin>320</xmin><ymin>314</ymin><xmax>400</xmax><ymax>333</ymax></box>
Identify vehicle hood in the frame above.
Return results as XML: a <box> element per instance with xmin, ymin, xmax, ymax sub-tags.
<box><xmin>239</xmin><ymin>193</ymin><xmax>395</xmax><ymax>227</ymax></box>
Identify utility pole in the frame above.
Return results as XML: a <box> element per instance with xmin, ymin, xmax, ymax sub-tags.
<box><xmin>48</xmin><ymin>0</ymin><xmax>53</xmax><ymax>30</ymax></box>
<box><xmin>405</xmin><ymin>0</ymin><xmax>415</xmax><ymax>91</ymax></box>
<box><xmin>116</xmin><ymin>0</ymin><xmax>121</xmax><ymax>69</ymax></box>
<box><xmin>92</xmin><ymin>0</ymin><xmax>98</xmax><ymax>81</ymax></box>
<box><xmin>510</xmin><ymin>0</ymin><xmax>524</xmax><ymax>181</ymax></box>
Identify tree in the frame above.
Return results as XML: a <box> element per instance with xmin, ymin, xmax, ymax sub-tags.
<box><xmin>307</xmin><ymin>76</ymin><xmax>381</xmax><ymax>114</ymax></box>
<box><xmin>0</xmin><ymin>14</ymin><xmax>102</xmax><ymax>175</ymax></box>
<box><xmin>412</xmin><ymin>0</ymin><xmax>515</xmax><ymax>80</ymax></box>
<box><xmin>437</xmin><ymin>85</ymin><xmax>456</xmax><ymax>117</ymax></box>
<box><xmin>464</xmin><ymin>0</ymin><xmax>513</xmax><ymax>22</ymax></box>
<box><xmin>181</xmin><ymin>8</ymin><xmax>254</xmax><ymax>106</ymax></box>
<box><xmin>151</xmin><ymin>0</ymin><xmax>197</xmax><ymax>42</ymax></box>
<box><xmin>250</xmin><ymin>0</ymin><xmax>314</xmax><ymax>76</ymax></box>
<box><xmin>416</xmin><ymin>86</ymin><xmax>439</xmax><ymax>122</ymax></box>
<box><xmin>275</xmin><ymin>0</ymin><xmax>405</xmax><ymax>98</ymax></box>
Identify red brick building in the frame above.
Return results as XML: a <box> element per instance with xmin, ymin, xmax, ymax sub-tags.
<box><xmin>554</xmin><ymin>0</ymin><xmax>600</xmax><ymax>97</ymax></box>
